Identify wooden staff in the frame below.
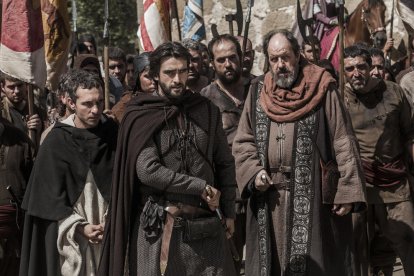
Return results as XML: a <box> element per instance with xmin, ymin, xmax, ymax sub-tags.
<box><xmin>407</xmin><ymin>34</ymin><xmax>413</xmax><ymax>68</ymax></box>
<box><xmin>338</xmin><ymin>0</ymin><xmax>345</xmax><ymax>99</ymax></box>
<box><xmin>386</xmin><ymin>0</ymin><xmax>395</xmax><ymax>66</ymax></box>
<box><xmin>170</xmin><ymin>0</ymin><xmax>181</xmax><ymax>41</ymax></box>
<box><xmin>26</xmin><ymin>84</ymin><xmax>36</xmax><ymax>143</ymax></box>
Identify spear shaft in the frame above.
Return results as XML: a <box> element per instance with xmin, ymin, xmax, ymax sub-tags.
<box><xmin>103</xmin><ymin>0</ymin><xmax>110</xmax><ymax>110</ymax></box>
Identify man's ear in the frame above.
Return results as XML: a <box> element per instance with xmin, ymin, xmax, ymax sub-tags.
<box><xmin>66</xmin><ymin>96</ymin><xmax>76</xmax><ymax>111</ymax></box>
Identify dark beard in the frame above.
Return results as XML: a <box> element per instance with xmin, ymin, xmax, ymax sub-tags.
<box><xmin>157</xmin><ymin>81</ymin><xmax>187</xmax><ymax>104</ymax></box>
<box><xmin>216</xmin><ymin>69</ymin><xmax>241</xmax><ymax>85</ymax></box>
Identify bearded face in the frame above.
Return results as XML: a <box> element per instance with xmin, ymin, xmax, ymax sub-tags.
<box><xmin>212</xmin><ymin>40</ymin><xmax>242</xmax><ymax>85</ymax></box>
<box><xmin>344</xmin><ymin>56</ymin><xmax>370</xmax><ymax>91</ymax></box>
<box><xmin>156</xmin><ymin>57</ymin><xmax>189</xmax><ymax>99</ymax></box>
<box><xmin>267</xmin><ymin>34</ymin><xmax>300</xmax><ymax>89</ymax></box>
<box><xmin>271</xmin><ymin>63</ymin><xmax>299</xmax><ymax>89</ymax></box>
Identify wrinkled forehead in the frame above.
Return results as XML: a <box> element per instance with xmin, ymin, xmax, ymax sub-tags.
<box><xmin>268</xmin><ymin>34</ymin><xmax>295</xmax><ymax>56</ymax></box>
<box><xmin>344</xmin><ymin>55</ymin><xmax>367</xmax><ymax>66</ymax></box>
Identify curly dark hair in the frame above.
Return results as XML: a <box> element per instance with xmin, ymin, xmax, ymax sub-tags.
<box><xmin>344</xmin><ymin>45</ymin><xmax>372</xmax><ymax>66</ymax></box>
<box><xmin>64</xmin><ymin>69</ymin><xmax>103</xmax><ymax>103</ymax></box>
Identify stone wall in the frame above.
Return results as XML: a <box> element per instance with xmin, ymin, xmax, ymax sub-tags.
<box><xmin>172</xmin><ymin>0</ymin><xmax>408</xmax><ymax>76</ymax></box>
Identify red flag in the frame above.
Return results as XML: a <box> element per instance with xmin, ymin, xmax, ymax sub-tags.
<box><xmin>137</xmin><ymin>0</ymin><xmax>171</xmax><ymax>51</ymax></box>
<box><xmin>0</xmin><ymin>0</ymin><xmax>46</xmax><ymax>89</ymax></box>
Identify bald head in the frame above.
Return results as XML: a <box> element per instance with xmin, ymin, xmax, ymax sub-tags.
<box><xmin>266</xmin><ymin>32</ymin><xmax>300</xmax><ymax>88</ymax></box>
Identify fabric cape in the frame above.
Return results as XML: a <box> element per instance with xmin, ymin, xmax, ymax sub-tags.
<box><xmin>98</xmin><ymin>91</ymin><xmax>208</xmax><ymax>276</ymax></box>
<box><xmin>19</xmin><ymin>117</ymin><xmax>118</xmax><ymax>276</ymax></box>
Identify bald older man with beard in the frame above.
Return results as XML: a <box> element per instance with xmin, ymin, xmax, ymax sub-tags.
<box><xmin>232</xmin><ymin>29</ymin><xmax>366</xmax><ymax>276</ymax></box>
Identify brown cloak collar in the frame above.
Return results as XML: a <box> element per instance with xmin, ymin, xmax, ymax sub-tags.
<box><xmin>260</xmin><ymin>59</ymin><xmax>336</xmax><ymax>123</ymax></box>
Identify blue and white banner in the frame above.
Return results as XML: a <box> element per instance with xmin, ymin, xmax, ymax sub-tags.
<box><xmin>182</xmin><ymin>0</ymin><xmax>206</xmax><ymax>41</ymax></box>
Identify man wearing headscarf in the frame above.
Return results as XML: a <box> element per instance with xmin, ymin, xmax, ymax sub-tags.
<box><xmin>111</xmin><ymin>52</ymin><xmax>156</xmax><ymax>123</ymax></box>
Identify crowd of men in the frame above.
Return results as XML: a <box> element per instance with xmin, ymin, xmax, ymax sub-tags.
<box><xmin>1</xmin><ymin>15</ymin><xmax>414</xmax><ymax>276</ymax></box>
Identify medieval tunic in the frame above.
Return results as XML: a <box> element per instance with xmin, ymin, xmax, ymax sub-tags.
<box><xmin>233</xmin><ymin>63</ymin><xmax>366</xmax><ymax>275</ymax></box>
<box><xmin>0</xmin><ymin>118</ymin><xmax>33</xmax><ymax>276</ymax></box>
<box><xmin>19</xmin><ymin>115</ymin><xmax>117</xmax><ymax>276</ymax></box>
<box><xmin>200</xmin><ymin>80</ymin><xmax>251</xmax><ymax>273</ymax></box>
<box><xmin>344</xmin><ymin>79</ymin><xmax>414</xmax><ymax>275</ymax></box>
<box><xmin>98</xmin><ymin>92</ymin><xmax>236</xmax><ymax>276</ymax></box>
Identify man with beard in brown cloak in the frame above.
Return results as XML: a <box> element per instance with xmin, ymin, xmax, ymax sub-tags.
<box><xmin>232</xmin><ymin>29</ymin><xmax>367</xmax><ymax>275</ymax></box>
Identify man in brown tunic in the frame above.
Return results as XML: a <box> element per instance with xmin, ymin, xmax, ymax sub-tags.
<box><xmin>201</xmin><ymin>34</ymin><xmax>251</xmax><ymax>274</ymax></box>
<box><xmin>232</xmin><ymin>29</ymin><xmax>366</xmax><ymax>276</ymax></box>
<box><xmin>343</xmin><ymin>45</ymin><xmax>414</xmax><ymax>276</ymax></box>
<box><xmin>1</xmin><ymin>73</ymin><xmax>44</xmax><ymax>147</ymax></box>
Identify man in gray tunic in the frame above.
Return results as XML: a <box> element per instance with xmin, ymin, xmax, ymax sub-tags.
<box><xmin>232</xmin><ymin>29</ymin><xmax>367</xmax><ymax>275</ymax></box>
<box><xmin>99</xmin><ymin>42</ymin><xmax>237</xmax><ymax>276</ymax></box>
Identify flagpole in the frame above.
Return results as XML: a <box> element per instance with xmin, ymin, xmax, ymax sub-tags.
<box><xmin>242</xmin><ymin>0</ymin><xmax>253</xmax><ymax>63</ymax></box>
<box><xmin>103</xmin><ymin>0</ymin><xmax>110</xmax><ymax>110</ymax></box>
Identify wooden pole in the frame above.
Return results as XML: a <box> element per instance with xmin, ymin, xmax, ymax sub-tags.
<box><xmin>103</xmin><ymin>46</ymin><xmax>110</xmax><ymax>110</ymax></box>
<box><xmin>26</xmin><ymin>84</ymin><xmax>36</xmax><ymax>144</ymax></box>
<box><xmin>170</xmin><ymin>0</ymin><xmax>181</xmax><ymax>41</ymax></box>
<box><xmin>338</xmin><ymin>0</ymin><xmax>345</xmax><ymax>99</ymax></box>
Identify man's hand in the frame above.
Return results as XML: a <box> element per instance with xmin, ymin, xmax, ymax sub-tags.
<box><xmin>225</xmin><ymin>218</ymin><xmax>235</xmax><ymax>239</ymax></box>
<box><xmin>77</xmin><ymin>223</ymin><xmax>105</xmax><ymax>244</ymax></box>
<box><xmin>383</xmin><ymin>37</ymin><xmax>394</xmax><ymax>53</ymax></box>
<box><xmin>26</xmin><ymin>114</ymin><xmax>41</xmax><ymax>132</ymax></box>
<box><xmin>201</xmin><ymin>185</ymin><xmax>221</xmax><ymax>211</ymax></box>
<box><xmin>332</xmin><ymin>204</ymin><xmax>352</xmax><ymax>216</ymax></box>
<box><xmin>329</xmin><ymin>18</ymin><xmax>339</xmax><ymax>26</ymax></box>
<box><xmin>254</xmin><ymin>169</ymin><xmax>273</xmax><ymax>192</ymax></box>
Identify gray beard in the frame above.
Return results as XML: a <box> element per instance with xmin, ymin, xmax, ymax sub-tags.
<box><xmin>273</xmin><ymin>67</ymin><xmax>299</xmax><ymax>89</ymax></box>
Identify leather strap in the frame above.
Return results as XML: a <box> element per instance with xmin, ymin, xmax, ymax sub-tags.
<box><xmin>160</xmin><ymin>206</ymin><xmax>179</xmax><ymax>276</ymax></box>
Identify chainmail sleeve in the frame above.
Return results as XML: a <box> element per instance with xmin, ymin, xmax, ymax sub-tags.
<box><xmin>136</xmin><ymin>138</ymin><xmax>207</xmax><ymax>196</ymax></box>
